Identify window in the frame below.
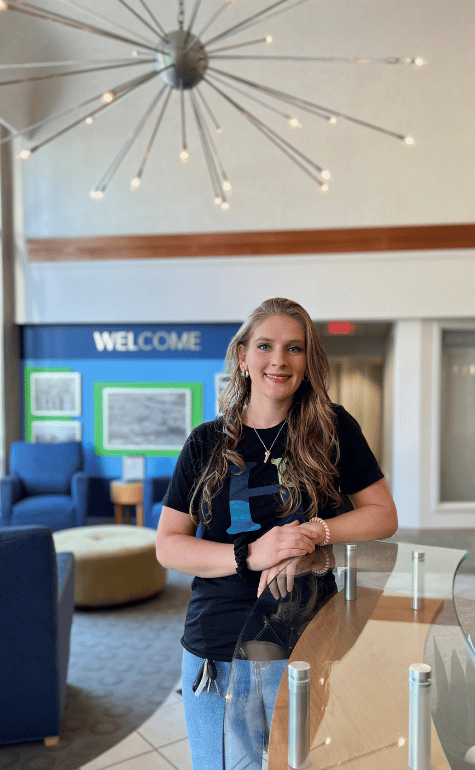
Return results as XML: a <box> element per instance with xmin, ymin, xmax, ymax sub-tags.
<box><xmin>440</xmin><ymin>330</ymin><xmax>475</xmax><ymax>502</ymax></box>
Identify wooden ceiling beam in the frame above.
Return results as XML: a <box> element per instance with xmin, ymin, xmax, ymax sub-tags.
<box><xmin>27</xmin><ymin>223</ymin><xmax>475</xmax><ymax>262</ymax></box>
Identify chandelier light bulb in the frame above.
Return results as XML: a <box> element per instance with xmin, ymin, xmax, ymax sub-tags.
<box><xmin>319</xmin><ymin>183</ymin><xmax>330</xmax><ymax>193</ymax></box>
<box><xmin>328</xmin><ymin>116</ymin><xmax>337</xmax><ymax>125</ymax></box>
<box><xmin>84</xmin><ymin>116</ymin><xmax>94</xmax><ymax>125</ymax></box>
<box><xmin>289</xmin><ymin>117</ymin><xmax>301</xmax><ymax>129</ymax></box>
<box><xmin>221</xmin><ymin>201</ymin><xmax>230</xmax><ymax>210</ymax></box>
<box><xmin>403</xmin><ymin>135</ymin><xmax>415</xmax><ymax>146</ymax></box>
<box><xmin>321</xmin><ymin>169</ymin><xmax>331</xmax><ymax>180</ymax></box>
<box><xmin>265</xmin><ymin>36</ymin><xmax>273</xmax><ymax>44</ymax></box>
<box><xmin>413</xmin><ymin>57</ymin><xmax>426</xmax><ymax>67</ymax></box>
<box><xmin>180</xmin><ymin>149</ymin><xmax>190</xmax><ymax>163</ymax></box>
<box><xmin>222</xmin><ymin>179</ymin><xmax>232</xmax><ymax>192</ymax></box>
<box><xmin>214</xmin><ymin>195</ymin><xmax>222</xmax><ymax>205</ymax></box>
<box><xmin>101</xmin><ymin>91</ymin><xmax>115</xmax><ymax>104</ymax></box>
<box><xmin>18</xmin><ymin>149</ymin><xmax>31</xmax><ymax>159</ymax></box>
<box><xmin>130</xmin><ymin>176</ymin><xmax>141</xmax><ymax>189</ymax></box>
<box><xmin>0</xmin><ymin>1</ymin><xmax>9</xmax><ymax>11</ymax></box>
<box><xmin>89</xmin><ymin>189</ymin><xmax>104</xmax><ymax>199</ymax></box>
<box><xmin>216</xmin><ymin>127</ymin><xmax>223</xmax><ymax>134</ymax></box>
<box><xmin>132</xmin><ymin>50</ymin><xmax>138</xmax><ymax>57</ymax></box>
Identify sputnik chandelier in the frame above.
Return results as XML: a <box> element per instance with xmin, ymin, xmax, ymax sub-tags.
<box><xmin>0</xmin><ymin>0</ymin><xmax>425</xmax><ymax>208</ymax></box>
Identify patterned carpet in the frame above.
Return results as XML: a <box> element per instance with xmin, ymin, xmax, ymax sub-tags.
<box><xmin>0</xmin><ymin>569</ymin><xmax>192</xmax><ymax>770</ymax></box>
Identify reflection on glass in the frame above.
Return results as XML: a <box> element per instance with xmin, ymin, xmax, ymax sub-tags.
<box><xmin>224</xmin><ymin>541</ymin><xmax>471</xmax><ymax>770</ymax></box>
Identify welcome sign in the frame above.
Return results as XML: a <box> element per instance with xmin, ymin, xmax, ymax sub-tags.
<box><xmin>22</xmin><ymin>323</ymin><xmax>241</xmax><ymax>360</ymax></box>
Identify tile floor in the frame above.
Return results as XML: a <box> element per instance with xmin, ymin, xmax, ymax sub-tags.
<box><xmin>81</xmin><ymin>685</ymin><xmax>191</xmax><ymax>770</ymax></box>
<box><xmin>79</xmin><ymin>528</ymin><xmax>475</xmax><ymax>770</ymax></box>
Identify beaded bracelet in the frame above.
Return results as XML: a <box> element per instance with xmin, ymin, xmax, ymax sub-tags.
<box><xmin>312</xmin><ymin>550</ymin><xmax>331</xmax><ymax>575</ymax></box>
<box><xmin>310</xmin><ymin>516</ymin><xmax>331</xmax><ymax>546</ymax></box>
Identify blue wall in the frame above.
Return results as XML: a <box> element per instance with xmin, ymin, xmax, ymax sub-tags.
<box><xmin>21</xmin><ymin>322</ymin><xmax>241</xmax><ymax>517</ymax></box>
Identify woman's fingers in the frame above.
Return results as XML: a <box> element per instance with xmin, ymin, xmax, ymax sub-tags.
<box><xmin>248</xmin><ymin>523</ymin><xmax>314</xmax><ymax>571</ymax></box>
<box><xmin>258</xmin><ymin>557</ymin><xmax>298</xmax><ymax>598</ymax></box>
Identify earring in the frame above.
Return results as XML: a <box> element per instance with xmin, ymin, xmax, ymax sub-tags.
<box><xmin>242</xmin><ymin>370</ymin><xmax>249</xmax><ymax>378</ymax></box>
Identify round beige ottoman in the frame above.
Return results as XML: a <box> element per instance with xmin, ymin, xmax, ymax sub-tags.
<box><xmin>53</xmin><ymin>525</ymin><xmax>167</xmax><ymax>607</ymax></box>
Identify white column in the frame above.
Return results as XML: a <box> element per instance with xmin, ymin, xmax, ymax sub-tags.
<box><xmin>391</xmin><ymin>320</ymin><xmax>425</xmax><ymax>529</ymax></box>
<box><xmin>0</xmin><ymin>127</ymin><xmax>23</xmax><ymax>473</ymax></box>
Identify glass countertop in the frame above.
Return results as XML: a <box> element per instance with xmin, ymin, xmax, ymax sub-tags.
<box><xmin>224</xmin><ymin>540</ymin><xmax>474</xmax><ymax>770</ymax></box>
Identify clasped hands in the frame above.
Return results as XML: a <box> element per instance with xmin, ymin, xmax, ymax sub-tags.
<box><xmin>246</xmin><ymin>519</ymin><xmax>331</xmax><ymax>598</ymax></box>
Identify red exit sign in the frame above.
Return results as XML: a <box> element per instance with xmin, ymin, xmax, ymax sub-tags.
<box><xmin>327</xmin><ymin>321</ymin><xmax>356</xmax><ymax>335</ymax></box>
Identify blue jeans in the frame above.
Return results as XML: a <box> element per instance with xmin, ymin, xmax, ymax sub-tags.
<box><xmin>182</xmin><ymin>648</ymin><xmax>287</xmax><ymax>770</ymax></box>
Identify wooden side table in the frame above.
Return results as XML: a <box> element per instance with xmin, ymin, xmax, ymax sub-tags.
<box><xmin>110</xmin><ymin>480</ymin><xmax>144</xmax><ymax>526</ymax></box>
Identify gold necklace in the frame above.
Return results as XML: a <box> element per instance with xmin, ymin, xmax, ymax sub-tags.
<box><xmin>249</xmin><ymin>418</ymin><xmax>287</xmax><ymax>463</ymax></box>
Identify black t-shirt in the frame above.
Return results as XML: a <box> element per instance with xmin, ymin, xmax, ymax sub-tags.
<box><xmin>163</xmin><ymin>404</ymin><xmax>384</xmax><ymax>661</ymax></box>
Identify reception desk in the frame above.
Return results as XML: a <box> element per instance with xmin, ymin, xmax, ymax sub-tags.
<box><xmin>224</xmin><ymin>541</ymin><xmax>474</xmax><ymax>770</ymax></box>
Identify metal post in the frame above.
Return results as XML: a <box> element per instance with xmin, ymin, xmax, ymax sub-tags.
<box><xmin>345</xmin><ymin>543</ymin><xmax>357</xmax><ymax>601</ymax></box>
<box><xmin>412</xmin><ymin>550</ymin><xmax>425</xmax><ymax>610</ymax></box>
<box><xmin>408</xmin><ymin>663</ymin><xmax>432</xmax><ymax>770</ymax></box>
<box><xmin>288</xmin><ymin>661</ymin><xmax>310</xmax><ymax>769</ymax></box>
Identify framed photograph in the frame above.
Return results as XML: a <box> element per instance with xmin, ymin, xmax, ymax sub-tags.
<box><xmin>215</xmin><ymin>372</ymin><xmax>230</xmax><ymax>415</ymax></box>
<box><xmin>103</xmin><ymin>387</ymin><xmax>190</xmax><ymax>451</ymax></box>
<box><xmin>94</xmin><ymin>381</ymin><xmax>203</xmax><ymax>456</ymax></box>
<box><xmin>30</xmin><ymin>371</ymin><xmax>81</xmax><ymax>417</ymax></box>
<box><xmin>31</xmin><ymin>420</ymin><xmax>82</xmax><ymax>443</ymax></box>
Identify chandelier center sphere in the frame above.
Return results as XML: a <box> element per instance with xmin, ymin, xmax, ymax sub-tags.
<box><xmin>156</xmin><ymin>30</ymin><xmax>208</xmax><ymax>90</ymax></box>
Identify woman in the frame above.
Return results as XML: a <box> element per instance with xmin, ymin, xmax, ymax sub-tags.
<box><xmin>156</xmin><ymin>297</ymin><xmax>397</xmax><ymax>770</ymax></box>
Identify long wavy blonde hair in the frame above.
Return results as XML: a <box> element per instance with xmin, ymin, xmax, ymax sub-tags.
<box><xmin>190</xmin><ymin>298</ymin><xmax>341</xmax><ymax>524</ymax></box>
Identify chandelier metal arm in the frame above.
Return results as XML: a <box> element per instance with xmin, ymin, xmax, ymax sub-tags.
<box><xmin>0</xmin><ymin>58</ymin><xmax>155</xmax><ymax>88</ymax></box>
<box><xmin>0</xmin><ymin>92</ymin><xmax>101</xmax><ymax>147</ymax></box>
<box><xmin>192</xmin><ymin>92</ymin><xmax>230</xmax><ymax>192</ymax></box>
<box><xmin>5</xmin><ymin>1</ymin><xmax>160</xmax><ymax>53</ymax></box>
<box><xmin>115</xmin><ymin>0</ymin><xmax>164</xmax><ymax>41</ymax></box>
<box><xmin>54</xmin><ymin>0</ymin><xmax>158</xmax><ymax>47</ymax></box>
<box><xmin>207</xmin><ymin>37</ymin><xmax>272</xmax><ymax>56</ymax></box>
<box><xmin>180</xmin><ymin>82</ymin><xmax>188</xmax><ymax>159</ymax></box>
<box><xmin>207</xmin><ymin>65</ymin><xmax>334</xmax><ymax>118</ymax></box>
<box><xmin>0</xmin><ymin>58</ymin><xmax>154</xmax><ymax>70</ymax></box>
<box><xmin>134</xmin><ymin>87</ymin><xmax>173</xmax><ymax>182</ymax></box>
<box><xmin>193</xmin><ymin>2</ymin><xmax>234</xmax><ymax>47</ymax></box>
<box><xmin>135</xmin><ymin>0</ymin><xmax>168</xmax><ymax>38</ymax></box>
<box><xmin>26</xmin><ymin>70</ymin><xmax>160</xmax><ymax>155</ymax></box>
<box><xmin>93</xmin><ymin>83</ymin><xmax>168</xmax><ymax>194</ymax></box>
<box><xmin>194</xmin><ymin>86</ymin><xmax>222</xmax><ymax>132</ymax></box>
<box><xmin>204</xmin><ymin>0</ymin><xmax>309</xmax><ymax>48</ymax></box>
<box><xmin>25</xmin><ymin>72</ymin><xmax>169</xmax><ymax>160</ymax></box>
<box><xmin>185</xmin><ymin>0</ymin><xmax>203</xmax><ymax>43</ymax></box>
<box><xmin>189</xmin><ymin>90</ymin><xmax>225</xmax><ymax>204</ymax></box>
<box><xmin>207</xmin><ymin>55</ymin><xmax>419</xmax><ymax>64</ymax></box>
<box><xmin>207</xmin><ymin>70</ymin><xmax>300</xmax><ymax>123</ymax></box>
<box><xmin>207</xmin><ymin>0</ymin><xmax>317</xmax><ymax>44</ymax></box>
<box><xmin>208</xmin><ymin>66</ymin><xmax>407</xmax><ymax>140</ymax></box>
<box><xmin>203</xmin><ymin>77</ymin><xmax>325</xmax><ymax>181</ymax></box>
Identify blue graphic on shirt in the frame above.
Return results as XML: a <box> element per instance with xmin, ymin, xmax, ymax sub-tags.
<box><xmin>226</xmin><ymin>461</ymin><xmax>281</xmax><ymax>535</ymax></box>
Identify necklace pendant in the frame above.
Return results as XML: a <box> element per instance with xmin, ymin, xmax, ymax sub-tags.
<box><xmin>264</xmin><ymin>450</ymin><xmax>270</xmax><ymax>463</ymax></box>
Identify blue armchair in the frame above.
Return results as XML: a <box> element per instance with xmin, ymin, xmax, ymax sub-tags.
<box><xmin>0</xmin><ymin>440</ymin><xmax>90</xmax><ymax>532</ymax></box>
<box><xmin>0</xmin><ymin>525</ymin><xmax>75</xmax><ymax>745</ymax></box>
<box><xmin>143</xmin><ymin>475</ymin><xmax>171</xmax><ymax>530</ymax></box>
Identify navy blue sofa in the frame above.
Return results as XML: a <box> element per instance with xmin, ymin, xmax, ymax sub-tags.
<box><xmin>0</xmin><ymin>525</ymin><xmax>75</xmax><ymax>745</ymax></box>
<box><xmin>0</xmin><ymin>441</ymin><xmax>90</xmax><ymax>532</ymax></box>
<box><xmin>143</xmin><ymin>475</ymin><xmax>171</xmax><ymax>530</ymax></box>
